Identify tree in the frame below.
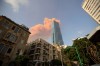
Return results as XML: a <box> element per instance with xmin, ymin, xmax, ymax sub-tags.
<box><xmin>64</xmin><ymin>46</ymin><xmax>78</xmax><ymax>61</ymax></box>
<box><xmin>72</xmin><ymin>37</ymin><xmax>93</xmax><ymax>65</ymax></box>
<box><xmin>64</xmin><ymin>37</ymin><xmax>94</xmax><ymax>66</ymax></box>
<box><xmin>50</xmin><ymin>59</ymin><xmax>66</xmax><ymax>66</ymax></box>
<box><xmin>15</xmin><ymin>55</ymin><xmax>29</xmax><ymax>66</ymax></box>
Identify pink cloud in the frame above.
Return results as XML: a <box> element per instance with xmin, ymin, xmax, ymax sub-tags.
<box><xmin>28</xmin><ymin>18</ymin><xmax>60</xmax><ymax>43</ymax></box>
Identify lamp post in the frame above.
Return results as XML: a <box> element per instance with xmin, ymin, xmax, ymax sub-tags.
<box><xmin>67</xmin><ymin>46</ymin><xmax>83</xmax><ymax>66</ymax></box>
<box><xmin>35</xmin><ymin>61</ymin><xmax>38</xmax><ymax>66</ymax></box>
<box><xmin>59</xmin><ymin>44</ymin><xmax>64</xmax><ymax>66</ymax></box>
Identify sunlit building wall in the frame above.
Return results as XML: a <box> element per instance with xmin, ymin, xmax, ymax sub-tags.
<box><xmin>82</xmin><ymin>0</ymin><xmax>100</xmax><ymax>24</ymax></box>
<box><xmin>27</xmin><ymin>38</ymin><xmax>61</xmax><ymax>66</ymax></box>
<box><xmin>0</xmin><ymin>16</ymin><xmax>30</xmax><ymax>66</ymax></box>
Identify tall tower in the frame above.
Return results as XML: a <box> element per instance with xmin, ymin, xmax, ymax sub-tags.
<box><xmin>52</xmin><ymin>21</ymin><xmax>64</xmax><ymax>45</ymax></box>
<box><xmin>82</xmin><ymin>0</ymin><xmax>100</xmax><ymax>24</ymax></box>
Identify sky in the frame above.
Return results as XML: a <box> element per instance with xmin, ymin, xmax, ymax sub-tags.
<box><xmin>0</xmin><ymin>0</ymin><xmax>98</xmax><ymax>46</ymax></box>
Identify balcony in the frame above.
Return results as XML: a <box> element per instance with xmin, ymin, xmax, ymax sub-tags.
<box><xmin>34</xmin><ymin>54</ymin><xmax>40</xmax><ymax>61</ymax></box>
<box><xmin>43</xmin><ymin>45</ymin><xmax>49</xmax><ymax>50</ymax></box>
<box><xmin>35</xmin><ymin>49</ymin><xmax>40</xmax><ymax>54</ymax></box>
<box><xmin>3</xmin><ymin>32</ymin><xmax>18</xmax><ymax>44</ymax></box>
<box><xmin>37</xmin><ymin>44</ymin><xmax>41</xmax><ymax>48</ymax></box>
<box><xmin>43</xmin><ymin>50</ymin><xmax>48</xmax><ymax>55</ymax></box>
<box><xmin>35</xmin><ymin>52</ymin><xmax>40</xmax><ymax>54</ymax></box>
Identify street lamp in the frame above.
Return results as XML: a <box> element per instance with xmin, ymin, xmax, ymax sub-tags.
<box><xmin>35</xmin><ymin>60</ymin><xmax>41</xmax><ymax>66</ymax></box>
<box><xmin>59</xmin><ymin>46</ymin><xmax>64</xmax><ymax>66</ymax></box>
<box><xmin>35</xmin><ymin>61</ymin><xmax>38</xmax><ymax>66</ymax></box>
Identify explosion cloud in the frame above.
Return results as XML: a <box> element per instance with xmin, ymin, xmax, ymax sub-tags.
<box><xmin>28</xmin><ymin>18</ymin><xmax>60</xmax><ymax>43</ymax></box>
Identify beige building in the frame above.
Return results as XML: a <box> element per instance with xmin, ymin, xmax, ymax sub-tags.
<box><xmin>27</xmin><ymin>38</ymin><xmax>61</xmax><ymax>66</ymax></box>
<box><xmin>0</xmin><ymin>16</ymin><xmax>30</xmax><ymax>66</ymax></box>
<box><xmin>82</xmin><ymin>0</ymin><xmax>100</xmax><ymax>24</ymax></box>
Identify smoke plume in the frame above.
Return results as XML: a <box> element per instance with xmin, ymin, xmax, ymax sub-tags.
<box><xmin>28</xmin><ymin>18</ymin><xmax>60</xmax><ymax>43</ymax></box>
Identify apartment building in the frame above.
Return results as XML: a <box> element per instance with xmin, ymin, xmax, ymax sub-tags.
<box><xmin>0</xmin><ymin>16</ymin><xmax>30</xmax><ymax>66</ymax></box>
<box><xmin>27</xmin><ymin>38</ymin><xmax>61</xmax><ymax>66</ymax></box>
<box><xmin>82</xmin><ymin>0</ymin><xmax>100</xmax><ymax>24</ymax></box>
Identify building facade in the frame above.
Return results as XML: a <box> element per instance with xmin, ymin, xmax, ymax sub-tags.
<box><xmin>52</xmin><ymin>21</ymin><xmax>64</xmax><ymax>45</ymax></box>
<box><xmin>0</xmin><ymin>16</ymin><xmax>30</xmax><ymax>66</ymax></box>
<box><xmin>82</xmin><ymin>0</ymin><xmax>100</xmax><ymax>24</ymax></box>
<box><xmin>87</xmin><ymin>26</ymin><xmax>100</xmax><ymax>64</ymax></box>
<box><xmin>27</xmin><ymin>38</ymin><xmax>61</xmax><ymax>66</ymax></box>
<box><xmin>87</xmin><ymin>26</ymin><xmax>100</xmax><ymax>42</ymax></box>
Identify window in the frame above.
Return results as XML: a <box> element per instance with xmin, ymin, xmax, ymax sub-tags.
<box><xmin>0</xmin><ymin>44</ymin><xmax>4</xmax><ymax>52</ymax></box>
<box><xmin>92</xmin><ymin>4</ymin><xmax>100</xmax><ymax>16</ymax></box>
<box><xmin>5</xmin><ymin>33</ymin><xmax>11</xmax><ymax>39</ymax></box>
<box><xmin>0</xmin><ymin>30</ymin><xmax>2</xmax><ymax>33</ymax></box>
<box><xmin>29</xmin><ymin>50</ymin><xmax>34</xmax><ymax>54</ymax></box>
<box><xmin>9</xmin><ymin>35</ymin><xmax>17</xmax><ymax>42</ymax></box>
<box><xmin>0</xmin><ymin>45</ymin><xmax>8</xmax><ymax>55</ymax></box>
<box><xmin>18</xmin><ymin>29</ymin><xmax>21</xmax><ymax>33</ymax></box>
<box><xmin>23</xmin><ymin>33</ymin><xmax>26</xmax><ymax>37</ymax></box>
<box><xmin>14</xmin><ymin>27</ymin><xmax>19</xmax><ymax>33</ymax></box>
<box><xmin>1</xmin><ymin>21</ymin><xmax>10</xmax><ymax>29</ymax></box>
<box><xmin>12</xmin><ymin>26</ymin><xmax>16</xmax><ymax>30</ymax></box>
<box><xmin>7</xmin><ymin>48</ymin><xmax>12</xmax><ymax>53</ymax></box>
<box><xmin>12</xmin><ymin>26</ymin><xmax>20</xmax><ymax>33</ymax></box>
<box><xmin>96</xmin><ymin>15</ymin><xmax>100</xmax><ymax>19</ymax></box>
<box><xmin>0</xmin><ymin>30</ymin><xmax>3</xmax><ymax>38</ymax></box>
<box><xmin>5</xmin><ymin>33</ymin><xmax>17</xmax><ymax>42</ymax></box>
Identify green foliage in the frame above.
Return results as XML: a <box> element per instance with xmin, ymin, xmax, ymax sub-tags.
<box><xmin>64</xmin><ymin>46</ymin><xmax>78</xmax><ymax>61</ymax></box>
<box><xmin>51</xmin><ymin>59</ymin><xmax>62</xmax><ymax>65</ymax></box>
<box><xmin>72</xmin><ymin>37</ymin><xmax>93</xmax><ymax>65</ymax></box>
<box><xmin>64</xmin><ymin>37</ymin><xmax>93</xmax><ymax>65</ymax></box>
<box><xmin>15</xmin><ymin>55</ymin><xmax>29</xmax><ymax>66</ymax></box>
<box><xmin>50</xmin><ymin>59</ymin><xmax>66</xmax><ymax>66</ymax></box>
<box><xmin>72</xmin><ymin>37</ymin><xmax>92</xmax><ymax>48</ymax></box>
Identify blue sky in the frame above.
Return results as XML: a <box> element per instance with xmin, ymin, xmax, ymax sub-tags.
<box><xmin>0</xmin><ymin>0</ymin><xmax>98</xmax><ymax>46</ymax></box>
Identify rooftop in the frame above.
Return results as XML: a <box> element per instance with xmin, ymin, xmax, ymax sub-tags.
<box><xmin>0</xmin><ymin>15</ymin><xmax>30</xmax><ymax>33</ymax></box>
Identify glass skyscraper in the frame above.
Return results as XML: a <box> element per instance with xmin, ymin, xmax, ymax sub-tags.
<box><xmin>52</xmin><ymin>21</ymin><xmax>64</xmax><ymax>45</ymax></box>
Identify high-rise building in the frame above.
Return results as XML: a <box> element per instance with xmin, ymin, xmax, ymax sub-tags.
<box><xmin>87</xmin><ymin>26</ymin><xmax>100</xmax><ymax>42</ymax></box>
<box><xmin>82</xmin><ymin>0</ymin><xmax>100</xmax><ymax>24</ymax></box>
<box><xmin>0</xmin><ymin>16</ymin><xmax>30</xmax><ymax>66</ymax></box>
<box><xmin>52</xmin><ymin>21</ymin><xmax>64</xmax><ymax>45</ymax></box>
<box><xmin>26</xmin><ymin>38</ymin><xmax>61</xmax><ymax>66</ymax></box>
